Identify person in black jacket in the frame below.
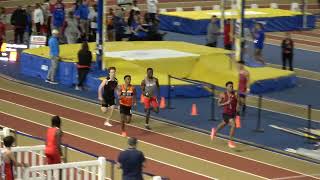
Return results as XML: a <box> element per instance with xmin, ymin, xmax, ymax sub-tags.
<box><xmin>281</xmin><ymin>33</ymin><xmax>294</xmax><ymax>71</ymax></box>
<box><xmin>10</xmin><ymin>6</ymin><xmax>28</xmax><ymax>44</ymax></box>
<box><xmin>76</xmin><ymin>41</ymin><xmax>92</xmax><ymax>90</ymax></box>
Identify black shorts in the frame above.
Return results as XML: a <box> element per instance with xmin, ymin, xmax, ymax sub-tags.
<box><xmin>120</xmin><ymin>105</ymin><xmax>132</xmax><ymax>116</ymax></box>
<box><xmin>101</xmin><ymin>97</ymin><xmax>115</xmax><ymax>107</ymax></box>
<box><xmin>223</xmin><ymin>113</ymin><xmax>236</xmax><ymax>123</ymax></box>
<box><xmin>239</xmin><ymin>93</ymin><xmax>246</xmax><ymax>98</ymax></box>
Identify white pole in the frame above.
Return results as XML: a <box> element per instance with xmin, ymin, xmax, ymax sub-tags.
<box><xmin>302</xmin><ymin>0</ymin><xmax>308</xmax><ymax>29</ymax></box>
<box><xmin>220</xmin><ymin>0</ymin><xmax>225</xmax><ymax>33</ymax></box>
<box><xmin>3</xmin><ymin>127</ymin><xmax>10</xmax><ymax>137</ymax></box>
<box><xmin>102</xmin><ymin>0</ymin><xmax>107</xmax><ymax>69</ymax></box>
<box><xmin>235</xmin><ymin>0</ymin><xmax>245</xmax><ymax>61</ymax></box>
<box><xmin>98</xmin><ymin>157</ymin><xmax>106</xmax><ymax>180</ymax></box>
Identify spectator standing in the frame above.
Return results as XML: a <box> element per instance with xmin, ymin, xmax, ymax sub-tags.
<box><xmin>75</xmin><ymin>0</ymin><xmax>90</xmax><ymax>40</ymax></box>
<box><xmin>281</xmin><ymin>32</ymin><xmax>294</xmax><ymax>71</ymax></box>
<box><xmin>0</xmin><ymin>7</ymin><xmax>7</xmax><ymax>24</ymax></box>
<box><xmin>252</xmin><ymin>23</ymin><xmax>265</xmax><ymax>64</ymax></box>
<box><xmin>224</xmin><ymin>19</ymin><xmax>232</xmax><ymax>50</ymax></box>
<box><xmin>26</xmin><ymin>5</ymin><xmax>33</xmax><ymax>38</ymax></box>
<box><xmin>107</xmin><ymin>8</ymin><xmax>115</xmax><ymax>41</ymax></box>
<box><xmin>131</xmin><ymin>0</ymin><xmax>141</xmax><ymax>13</ymax></box>
<box><xmin>46</xmin><ymin>29</ymin><xmax>60</xmax><ymax>84</ymax></box>
<box><xmin>206</xmin><ymin>15</ymin><xmax>219</xmax><ymax>47</ymax></box>
<box><xmin>117</xmin><ymin>137</ymin><xmax>145</xmax><ymax>180</ymax></box>
<box><xmin>0</xmin><ymin>17</ymin><xmax>5</xmax><ymax>48</ymax></box>
<box><xmin>113</xmin><ymin>7</ymin><xmax>126</xmax><ymax>41</ymax></box>
<box><xmin>11</xmin><ymin>6</ymin><xmax>28</xmax><ymax>44</ymax></box>
<box><xmin>64</xmin><ymin>11</ymin><xmax>81</xmax><ymax>44</ymax></box>
<box><xmin>45</xmin><ymin>0</ymin><xmax>54</xmax><ymax>38</ymax></box>
<box><xmin>88</xmin><ymin>4</ymin><xmax>98</xmax><ymax>42</ymax></box>
<box><xmin>146</xmin><ymin>0</ymin><xmax>158</xmax><ymax>23</ymax></box>
<box><xmin>52</xmin><ymin>0</ymin><xmax>65</xmax><ymax>33</ymax></box>
<box><xmin>127</xmin><ymin>9</ymin><xmax>136</xmax><ymax>27</ymax></box>
<box><xmin>76</xmin><ymin>41</ymin><xmax>92</xmax><ymax>90</ymax></box>
<box><xmin>34</xmin><ymin>3</ymin><xmax>44</xmax><ymax>35</ymax></box>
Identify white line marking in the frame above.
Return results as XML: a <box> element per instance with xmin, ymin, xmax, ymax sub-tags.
<box><xmin>0</xmin><ymin>111</ymin><xmax>218</xmax><ymax>180</ymax></box>
<box><xmin>265</xmin><ymin>39</ymin><xmax>320</xmax><ymax>53</ymax></box>
<box><xmin>0</xmin><ymin>99</ymin><xmax>268</xmax><ymax>179</ymax></box>
<box><xmin>1</xmin><ymin>88</ymin><xmax>320</xmax><ymax>179</ymax></box>
<box><xmin>271</xmin><ymin>174</ymin><xmax>320</xmax><ymax>180</ymax></box>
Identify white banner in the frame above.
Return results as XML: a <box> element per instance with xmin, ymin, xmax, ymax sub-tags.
<box><xmin>29</xmin><ymin>35</ymin><xmax>47</xmax><ymax>49</ymax></box>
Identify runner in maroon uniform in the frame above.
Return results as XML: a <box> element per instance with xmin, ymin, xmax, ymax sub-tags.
<box><xmin>212</xmin><ymin>81</ymin><xmax>239</xmax><ymax>148</ymax></box>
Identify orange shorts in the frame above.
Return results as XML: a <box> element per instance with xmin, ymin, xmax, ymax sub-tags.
<box><xmin>143</xmin><ymin>96</ymin><xmax>158</xmax><ymax>109</ymax></box>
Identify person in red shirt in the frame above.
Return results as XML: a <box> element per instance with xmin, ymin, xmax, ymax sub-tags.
<box><xmin>45</xmin><ymin>115</ymin><xmax>63</xmax><ymax>164</ymax></box>
<box><xmin>118</xmin><ymin>75</ymin><xmax>137</xmax><ymax>137</ymax></box>
<box><xmin>224</xmin><ymin>19</ymin><xmax>232</xmax><ymax>50</ymax></box>
<box><xmin>2</xmin><ymin>136</ymin><xmax>28</xmax><ymax>180</ymax></box>
<box><xmin>238</xmin><ymin>60</ymin><xmax>250</xmax><ymax>115</ymax></box>
<box><xmin>0</xmin><ymin>15</ymin><xmax>6</xmax><ymax>48</ymax></box>
<box><xmin>212</xmin><ymin>81</ymin><xmax>239</xmax><ymax>148</ymax></box>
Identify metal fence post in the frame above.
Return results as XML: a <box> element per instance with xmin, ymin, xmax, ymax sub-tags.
<box><xmin>208</xmin><ymin>84</ymin><xmax>216</xmax><ymax>121</ymax></box>
<box><xmin>254</xmin><ymin>95</ymin><xmax>264</xmax><ymax>132</ymax></box>
<box><xmin>167</xmin><ymin>75</ymin><xmax>171</xmax><ymax>109</ymax></box>
<box><xmin>167</xmin><ymin>75</ymin><xmax>175</xmax><ymax>109</ymax></box>
<box><xmin>307</xmin><ymin>104</ymin><xmax>313</xmax><ymax>144</ymax></box>
<box><xmin>110</xmin><ymin>161</ymin><xmax>115</xmax><ymax>180</ymax></box>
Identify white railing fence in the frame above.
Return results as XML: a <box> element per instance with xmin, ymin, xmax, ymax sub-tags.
<box><xmin>23</xmin><ymin>157</ymin><xmax>106</xmax><ymax>180</ymax></box>
<box><xmin>0</xmin><ymin>145</ymin><xmax>46</xmax><ymax>179</ymax></box>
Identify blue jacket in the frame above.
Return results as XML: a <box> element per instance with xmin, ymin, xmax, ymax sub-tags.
<box><xmin>49</xmin><ymin>36</ymin><xmax>59</xmax><ymax>57</ymax></box>
<box><xmin>53</xmin><ymin>4</ymin><xmax>65</xmax><ymax>27</ymax></box>
<box><xmin>254</xmin><ymin>30</ymin><xmax>265</xmax><ymax>49</ymax></box>
<box><xmin>75</xmin><ymin>4</ymin><xmax>89</xmax><ymax>20</ymax></box>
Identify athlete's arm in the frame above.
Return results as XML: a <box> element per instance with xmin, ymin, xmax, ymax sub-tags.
<box><xmin>141</xmin><ymin>79</ymin><xmax>146</xmax><ymax>94</ymax></box>
<box><xmin>9</xmin><ymin>152</ymin><xmax>27</xmax><ymax>167</ymax></box>
<box><xmin>155</xmin><ymin>78</ymin><xmax>160</xmax><ymax>98</ymax></box>
<box><xmin>218</xmin><ymin>93</ymin><xmax>225</xmax><ymax>107</ymax></box>
<box><xmin>218</xmin><ymin>93</ymin><xmax>230</xmax><ymax>107</ymax></box>
<box><xmin>236</xmin><ymin>95</ymin><xmax>240</xmax><ymax>113</ymax></box>
<box><xmin>116</xmin><ymin>85</ymin><xmax>122</xmax><ymax>97</ymax></box>
<box><xmin>246</xmin><ymin>71</ymin><xmax>250</xmax><ymax>92</ymax></box>
<box><xmin>133</xmin><ymin>87</ymin><xmax>137</xmax><ymax>106</ymax></box>
<box><xmin>56</xmin><ymin>130</ymin><xmax>63</xmax><ymax>157</ymax></box>
<box><xmin>98</xmin><ymin>79</ymin><xmax>107</xmax><ymax>101</ymax></box>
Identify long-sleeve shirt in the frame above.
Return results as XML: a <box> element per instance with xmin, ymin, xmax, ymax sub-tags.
<box><xmin>49</xmin><ymin>36</ymin><xmax>59</xmax><ymax>57</ymax></box>
<box><xmin>77</xmin><ymin>50</ymin><xmax>92</xmax><ymax>68</ymax></box>
<box><xmin>33</xmin><ymin>8</ymin><xmax>44</xmax><ymax>24</ymax></box>
<box><xmin>207</xmin><ymin>22</ymin><xmax>219</xmax><ymax>43</ymax></box>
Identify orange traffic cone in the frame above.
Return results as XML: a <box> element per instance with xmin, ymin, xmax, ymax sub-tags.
<box><xmin>140</xmin><ymin>94</ymin><xmax>144</xmax><ymax>103</ymax></box>
<box><xmin>160</xmin><ymin>97</ymin><xmax>166</xmax><ymax>109</ymax></box>
<box><xmin>235</xmin><ymin>115</ymin><xmax>241</xmax><ymax>128</ymax></box>
<box><xmin>190</xmin><ymin>104</ymin><xmax>198</xmax><ymax>116</ymax></box>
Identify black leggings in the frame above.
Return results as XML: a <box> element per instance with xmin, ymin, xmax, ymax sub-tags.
<box><xmin>282</xmin><ymin>53</ymin><xmax>293</xmax><ymax>71</ymax></box>
<box><xmin>77</xmin><ymin>68</ymin><xmax>90</xmax><ymax>87</ymax></box>
<box><xmin>14</xmin><ymin>28</ymin><xmax>25</xmax><ymax>44</ymax></box>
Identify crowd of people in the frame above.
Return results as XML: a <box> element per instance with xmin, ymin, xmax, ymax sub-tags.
<box><xmin>206</xmin><ymin>15</ymin><xmax>295</xmax><ymax>69</ymax></box>
<box><xmin>0</xmin><ymin>0</ymin><xmax>165</xmax><ymax>45</ymax></box>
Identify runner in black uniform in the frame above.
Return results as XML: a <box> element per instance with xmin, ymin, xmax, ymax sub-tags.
<box><xmin>98</xmin><ymin>67</ymin><xmax>118</xmax><ymax>126</ymax></box>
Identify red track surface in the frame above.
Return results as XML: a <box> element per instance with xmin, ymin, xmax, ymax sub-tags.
<box><xmin>0</xmin><ymin>112</ymin><xmax>212</xmax><ymax>180</ymax></box>
<box><xmin>0</xmin><ymin>89</ymin><xmax>318</xmax><ymax>180</ymax></box>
